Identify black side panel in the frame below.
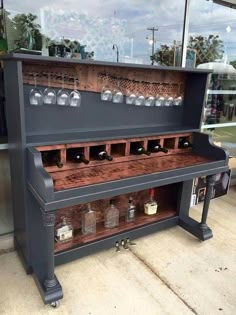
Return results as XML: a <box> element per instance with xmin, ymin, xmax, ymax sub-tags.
<box><xmin>4</xmin><ymin>60</ymin><xmax>30</xmax><ymax>268</ymax></box>
<box><xmin>183</xmin><ymin>73</ymin><xmax>208</xmax><ymax>129</ymax></box>
<box><xmin>192</xmin><ymin>132</ymin><xmax>229</xmax><ymax>163</ymax></box>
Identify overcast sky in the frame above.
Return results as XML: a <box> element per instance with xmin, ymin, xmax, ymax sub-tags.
<box><xmin>4</xmin><ymin>0</ymin><xmax>236</xmax><ymax>62</ymax></box>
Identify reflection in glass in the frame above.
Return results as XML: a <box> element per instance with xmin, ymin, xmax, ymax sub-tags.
<box><xmin>29</xmin><ymin>74</ymin><xmax>43</xmax><ymax>106</ymax></box>
<box><xmin>43</xmin><ymin>74</ymin><xmax>56</xmax><ymax>105</ymax></box>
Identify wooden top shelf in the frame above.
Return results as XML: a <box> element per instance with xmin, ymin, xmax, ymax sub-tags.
<box><xmin>54</xmin><ymin>208</ymin><xmax>176</xmax><ymax>253</ymax></box>
<box><xmin>51</xmin><ymin>152</ymin><xmax>212</xmax><ymax>191</ymax></box>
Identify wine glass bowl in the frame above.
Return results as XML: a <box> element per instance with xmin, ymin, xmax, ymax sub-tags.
<box><xmin>57</xmin><ymin>89</ymin><xmax>69</xmax><ymax>106</ymax></box>
<box><xmin>155</xmin><ymin>95</ymin><xmax>165</xmax><ymax>107</ymax></box>
<box><xmin>29</xmin><ymin>87</ymin><xmax>43</xmax><ymax>106</ymax></box>
<box><xmin>173</xmin><ymin>96</ymin><xmax>183</xmax><ymax>106</ymax></box>
<box><xmin>164</xmin><ymin>96</ymin><xmax>173</xmax><ymax>107</ymax></box>
<box><xmin>135</xmin><ymin>94</ymin><xmax>145</xmax><ymax>106</ymax></box>
<box><xmin>43</xmin><ymin>87</ymin><xmax>56</xmax><ymax>105</ymax></box>
<box><xmin>145</xmin><ymin>95</ymin><xmax>155</xmax><ymax>107</ymax></box>
<box><xmin>126</xmin><ymin>91</ymin><xmax>136</xmax><ymax>105</ymax></box>
<box><xmin>69</xmin><ymin>90</ymin><xmax>81</xmax><ymax>107</ymax></box>
<box><xmin>101</xmin><ymin>87</ymin><xmax>113</xmax><ymax>101</ymax></box>
<box><xmin>113</xmin><ymin>89</ymin><xmax>123</xmax><ymax>103</ymax></box>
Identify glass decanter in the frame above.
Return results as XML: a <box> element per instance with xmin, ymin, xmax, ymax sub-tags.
<box><xmin>104</xmin><ymin>199</ymin><xmax>119</xmax><ymax>228</ymax></box>
<box><xmin>125</xmin><ymin>196</ymin><xmax>136</xmax><ymax>223</ymax></box>
<box><xmin>55</xmin><ymin>216</ymin><xmax>73</xmax><ymax>243</ymax></box>
<box><xmin>144</xmin><ymin>189</ymin><xmax>158</xmax><ymax>215</ymax></box>
<box><xmin>81</xmin><ymin>203</ymin><xmax>96</xmax><ymax>235</ymax></box>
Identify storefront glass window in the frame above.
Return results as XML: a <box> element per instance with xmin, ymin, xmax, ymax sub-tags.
<box><xmin>2</xmin><ymin>0</ymin><xmax>185</xmax><ymax>64</ymax></box>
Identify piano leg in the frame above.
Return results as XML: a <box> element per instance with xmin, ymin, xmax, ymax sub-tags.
<box><xmin>178</xmin><ymin>175</ymin><xmax>216</xmax><ymax>241</ymax></box>
<box><xmin>198</xmin><ymin>174</ymin><xmax>216</xmax><ymax>239</ymax></box>
<box><xmin>32</xmin><ymin>210</ymin><xmax>63</xmax><ymax>305</ymax></box>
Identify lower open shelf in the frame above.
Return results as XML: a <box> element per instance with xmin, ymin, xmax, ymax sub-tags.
<box><xmin>54</xmin><ymin>183</ymin><xmax>179</xmax><ymax>253</ymax></box>
<box><xmin>54</xmin><ymin>209</ymin><xmax>176</xmax><ymax>253</ymax></box>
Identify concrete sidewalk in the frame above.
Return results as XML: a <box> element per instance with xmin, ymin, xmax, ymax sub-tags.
<box><xmin>0</xmin><ymin>187</ymin><xmax>235</xmax><ymax>315</ymax></box>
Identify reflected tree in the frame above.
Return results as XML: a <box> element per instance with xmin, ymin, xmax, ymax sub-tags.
<box><xmin>12</xmin><ymin>13</ymin><xmax>42</xmax><ymax>50</ymax></box>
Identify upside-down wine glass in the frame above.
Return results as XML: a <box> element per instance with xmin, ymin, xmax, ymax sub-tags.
<box><xmin>43</xmin><ymin>73</ymin><xmax>56</xmax><ymax>105</ymax></box>
<box><xmin>101</xmin><ymin>72</ymin><xmax>112</xmax><ymax>101</ymax></box>
<box><xmin>69</xmin><ymin>79</ymin><xmax>81</xmax><ymax>107</ymax></box>
<box><xmin>135</xmin><ymin>81</ymin><xmax>145</xmax><ymax>106</ymax></box>
<box><xmin>112</xmin><ymin>77</ymin><xmax>123</xmax><ymax>103</ymax></box>
<box><xmin>29</xmin><ymin>73</ymin><xmax>43</xmax><ymax>106</ymax></box>
<box><xmin>126</xmin><ymin>79</ymin><xmax>137</xmax><ymax>105</ymax></box>
<box><xmin>57</xmin><ymin>74</ymin><xmax>69</xmax><ymax>106</ymax></box>
<box><xmin>145</xmin><ymin>82</ymin><xmax>155</xmax><ymax>107</ymax></box>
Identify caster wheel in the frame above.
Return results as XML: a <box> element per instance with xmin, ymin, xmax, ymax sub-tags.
<box><xmin>50</xmin><ymin>300</ymin><xmax>60</xmax><ymax>308</ymax></box>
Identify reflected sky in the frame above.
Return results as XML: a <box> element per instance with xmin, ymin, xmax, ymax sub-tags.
<box><xmin>3</xmin><ymin>0</ymin><xmax>236</xmax><ymax>63</ymax></box>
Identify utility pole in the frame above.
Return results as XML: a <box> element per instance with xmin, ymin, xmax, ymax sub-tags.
<box><xmin>147</xmin><ymin>27</ymin><xmax>158</xmax><ymax>65</ymax></box>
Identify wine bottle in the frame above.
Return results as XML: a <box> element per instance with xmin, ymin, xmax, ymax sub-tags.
<box><xmin>178</xmin><ymin>138</ymin><xmax>192</xmax><ymax>149</ymax></box>
<box><xmin>131</xmin><ymin>143</ymin><xmax>151</xmax><ymax>156</ymax></box>
<box><xmin>125</xmin><ymin>196</ymin><xmax>136</xmax><ymax>223</ymax></box>
<box><xmin>148</xmin><ymin>142</ymin><xmax>168</xmax><ymax>153</ymax></box>
<box><xmin>144</xmin><ymin>188</ymin><xmax>158</xmax><ymax>215</ymax></box>
<box><xmin>104</xmin><ymin>199</ymin><xmax>119</xmax><ymax>228</ymax></box>
<box><xmin>98</xmin><ymin>150</ymin><xmax>113</xmax><ymax>161</ymax></box>
<box><xmin>42</xmin><ymin>151</ymin><xmax>63</xmax><ymax>168</ymax></box>
<box><xmin>68</xmin><ymin>150</ymin><xmax>89</xmax><ymax>165</ymax></box>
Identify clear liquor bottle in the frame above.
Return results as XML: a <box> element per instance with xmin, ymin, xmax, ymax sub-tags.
<box><xmin>104</xmin><ymin>199</ymin><xmax>119</xmax><ymax>228</ymax></box>
<box><xmin>81</xmin><ymin>203</ymin><xmax>96</xmax><ymax>235</ymax></box>
<box><xmin>55</xmin><ymin>217</ymin><xmax>73</xmax><ymax>242</ymax></box>
<box><xmin>144</xmin><ymin>189</ymin><xmax>158</xmax><ymax>215</ymax></box>
<box><xmin>125</xmin><ymin>196</ymin><xmax>136</xmax><ymax>223</ymax></box>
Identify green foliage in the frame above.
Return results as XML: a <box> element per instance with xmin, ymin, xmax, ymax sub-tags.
<box><xmin>152</xmin><ymin>35</ymin><xmax>224</xmax><ymax>67</ymax></box>
<box><xmin>151</xmin><ymin>44</ymin><xmax>175</xmax><ymax>66</ymax></box>
<box><xmin>12</xmin><ymin>13</ymin><xmax>42</xmax><ymax>50</ymax></box>
<box><xmin>188</xmin><ymin>35</ymin><xmax>224</xmax><ymax>66</ymax></box>
<box><xmin>230</xmin><ymin>60</ymin><xmax>236</xmax><ymax>69</ymax></box>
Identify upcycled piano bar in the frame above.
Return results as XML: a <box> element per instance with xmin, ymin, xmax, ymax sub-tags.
<box><xmin>3</xmin><ymin>54</ymin><xmax>229</xmax><ymax>307</ymax></box>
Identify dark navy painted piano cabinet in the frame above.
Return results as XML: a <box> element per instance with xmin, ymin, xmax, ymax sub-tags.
<box><xmin>2</xmin><ymin>53</ymin><xmax>229</xmax><ymax>306</ymax></box>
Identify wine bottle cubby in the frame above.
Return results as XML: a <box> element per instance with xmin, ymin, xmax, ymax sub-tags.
<box><xmin>3</xmin><ymin>54</ymin><xmax>228</xmax><ymax>306</ymax></box>
<box><xmin>37</xmin><ymin>132</ymin><xmax>193</xmax><ymax>173</ymax></box>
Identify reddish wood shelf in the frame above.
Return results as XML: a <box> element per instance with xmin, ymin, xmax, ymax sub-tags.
<box><xmin>51</xmin><ymin>152</ymin><xmax>212</xmax><ymax>191</ymax></box>
<box><xmin>54</xmin><ymin>208</ymin><xmax>176</xmax><ymax>253</ymax></box>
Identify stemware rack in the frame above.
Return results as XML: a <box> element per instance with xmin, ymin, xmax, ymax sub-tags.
<box><xmin>2</xmin><ymin>54</ymin><xmax>229</xmax><ymax>307</ymax></box>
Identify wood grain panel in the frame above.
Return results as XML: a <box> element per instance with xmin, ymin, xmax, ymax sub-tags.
<box><xmin>50</xmin><ymin>152</ymin><xmax>211</xmax><ymax>191</ymax></box>
<box><xmin>23</xmin><ymin>62</ymin><xmax>186</xmax><ymax>97</ymax></box>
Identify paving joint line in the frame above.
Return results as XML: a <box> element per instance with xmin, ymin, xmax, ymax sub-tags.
<box><xmin>129</xmin><ymin>249</ymin><xmax>199</xmax><ymax>315</ymax></box>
